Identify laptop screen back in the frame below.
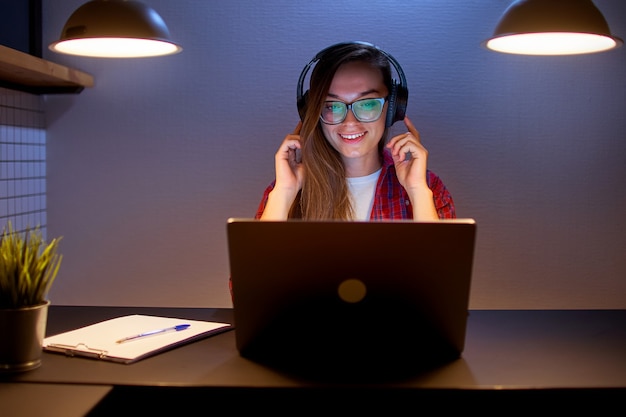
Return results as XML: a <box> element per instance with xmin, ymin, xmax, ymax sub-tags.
<box><xmin>227</xmin><ymin>218</ymin><xmax>477</xmax><ymax>378</ymax></box>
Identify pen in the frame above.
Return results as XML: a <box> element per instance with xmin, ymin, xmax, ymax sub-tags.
<box><xmin>116</xmin><ymin>324</ymin><xmax>191</xmax><ymax>344</ymax></box>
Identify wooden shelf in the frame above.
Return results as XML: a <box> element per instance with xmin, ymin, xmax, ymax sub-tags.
<box><xmin>0</xmin><ymin>45</ymin><xmax>94</xmax><ymax>94</ymax></box>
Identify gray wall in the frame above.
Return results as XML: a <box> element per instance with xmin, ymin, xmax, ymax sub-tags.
<box><xmin>42</xmin><ymin>1</ymin><xmax>626</xmax><ymax>309</ymax></box>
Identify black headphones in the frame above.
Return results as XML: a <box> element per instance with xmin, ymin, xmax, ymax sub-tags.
<box><xmin>296</xmin><ymin>41</ymin><xmax>408</xmax><ymax>128</ymax></box>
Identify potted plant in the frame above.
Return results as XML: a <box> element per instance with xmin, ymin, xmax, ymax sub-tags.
<box><xmin>0</xmin><ymin>220</ymin><xmax>62</xmax><ymax>372</ymax></box>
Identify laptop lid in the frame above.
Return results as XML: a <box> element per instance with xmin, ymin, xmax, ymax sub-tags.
<box><xmin>227</xmin><ymin>218</ymin><xmax>477</xmax><ymax>378</ymax></box>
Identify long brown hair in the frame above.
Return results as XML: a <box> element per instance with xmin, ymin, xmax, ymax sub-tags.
<box><xmin>289</xmin><ymin>43</ymin><xmax>394</xmax><ymax>219</ymax></box>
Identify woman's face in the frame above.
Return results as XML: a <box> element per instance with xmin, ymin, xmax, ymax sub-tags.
<box><xmin>320</xmin><ymin>61</ymin><xmax>388</xmax><ymax>173</ymax></box>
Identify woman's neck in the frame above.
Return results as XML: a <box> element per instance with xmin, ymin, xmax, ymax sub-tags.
<box><xmin>343</xmin><ymin>152</ymin><xmax>382</xmax><ymax>178</ymax></box>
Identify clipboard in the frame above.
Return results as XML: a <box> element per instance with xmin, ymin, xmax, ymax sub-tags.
<box><xmin>43</xmin><ymin>314</ymin><xmax>233</xmax><ymax>364</ymax></box>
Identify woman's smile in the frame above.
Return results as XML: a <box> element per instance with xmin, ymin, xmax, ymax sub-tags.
<box><xmin>339</xmin><ymin>131</ymin><xmax>366</xmax><ymax>141</ymax></box>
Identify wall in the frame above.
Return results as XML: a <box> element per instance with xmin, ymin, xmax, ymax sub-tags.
<box><xmin>41</xmin><ymin>1</ymin><xmax>626</xmax><ymax>309</ymax></box>
<box><xmin>0</xmin><ymin>88</ymin><xmax>47</xmax><ymax>235</ymax></box>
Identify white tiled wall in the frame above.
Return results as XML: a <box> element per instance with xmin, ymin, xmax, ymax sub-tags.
<box><xmin>0</xmin><ymin>87</ymin><xmax>47</xmax><ymax>237</ymax></box>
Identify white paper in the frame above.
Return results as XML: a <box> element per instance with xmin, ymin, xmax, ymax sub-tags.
<box><xmin>43</xmin><ymin>314</ymin><xmax>232</xmax><ymax>363</ymax></box>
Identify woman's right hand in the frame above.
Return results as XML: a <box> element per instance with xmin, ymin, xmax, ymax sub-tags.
<box><xmin>274</xmin><ymin>121</ymin><xmax>304</xmax><ymax>193</ymax></box>
<box><xmin>260</xmin><ymin>122</ymin><xmax>304</xmax><ymax>220</ymax></box>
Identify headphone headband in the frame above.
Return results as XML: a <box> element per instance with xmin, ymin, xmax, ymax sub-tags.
<box><xmin>296</xmin><ymin>41</ymin><xmax>408</xmax><ymax>127</ymax></box>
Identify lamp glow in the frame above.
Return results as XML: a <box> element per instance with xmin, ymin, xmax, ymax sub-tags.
<box><xmin>49</xmin><ymin>0</ymin><xmax>182</xmax><ymax>58</ymax></box>
<box><xmin>483</xmin><ymin>0</ymin><xmax>622</xmax><ymax>56</ymax></box>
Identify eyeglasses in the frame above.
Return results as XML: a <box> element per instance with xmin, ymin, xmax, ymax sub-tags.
<box><xmin>320</xmin><ymin>97</ymin><xmax>387</xmax><ymax>125</ymax></box>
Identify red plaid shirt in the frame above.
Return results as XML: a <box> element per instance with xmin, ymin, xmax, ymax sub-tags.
<box><xmin>255</xmin><ymin>149</ymin><xmax>456</xmax><ymax>220</ymax></box>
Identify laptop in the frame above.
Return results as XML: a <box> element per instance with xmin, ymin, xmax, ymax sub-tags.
<box><xmin>226</xmin><ymin>218</ymin><xmax>477</xmax><ymax>379</ymax></box>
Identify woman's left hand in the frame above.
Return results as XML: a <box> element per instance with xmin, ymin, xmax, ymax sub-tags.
<box><xmin>386</xmin><ymin>116</ymin><xmax>439</xmax><ymax>220</ymax></box>
<box><xmin>386</xmin><ymin>116</ymin><xmax>429</xmax><ymax>192</ymax></box>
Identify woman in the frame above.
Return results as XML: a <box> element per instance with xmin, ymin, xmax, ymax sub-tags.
<box><xmin>257</xmin><ymin>41</ymin><xmax>455</xmax><ymax>221</ymax></box>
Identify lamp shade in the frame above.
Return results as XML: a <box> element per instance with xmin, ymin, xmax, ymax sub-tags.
<box><xmin>49</xmin><ymin>0</ymin><xmax>182</xmax><ymax>58</ymax></box>
<box><xmin>483</xmin><ymin>0</ymin><xmax>623</xmax><ymax>55</ymax></box>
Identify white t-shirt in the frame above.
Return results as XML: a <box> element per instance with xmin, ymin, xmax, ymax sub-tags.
<box><xmin>347</xmin><ymin>168</ymin><xmax>381</xmax><ymax>220</ymax></box>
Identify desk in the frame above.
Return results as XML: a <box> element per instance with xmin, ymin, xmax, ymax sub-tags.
<box><xmin>2</xmin><ymin>307</ymin><xmax>625</xmax><ymax>415</ymax></box>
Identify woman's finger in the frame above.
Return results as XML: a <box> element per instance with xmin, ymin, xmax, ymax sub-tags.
<box><xmin>403</xmin><ymin>116</ymin><xmax>421</xmax><ymax>144</ymax></box>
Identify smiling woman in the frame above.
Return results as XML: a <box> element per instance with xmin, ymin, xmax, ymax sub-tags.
<box><xmin>256</xmin><ymin>41</ymin><xmax>455</xmax><ymax>222</ymax></box>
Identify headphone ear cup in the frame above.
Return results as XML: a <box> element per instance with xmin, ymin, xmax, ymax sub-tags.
<box><xmin>297</xmin><ymin>90</ymin><xmax>309</xmax><ymax>121</ymax></box>
<box><xmin>385</xmin><ymin>83</ymin><xmax>398</xmax><ymax>128</ymax></box>
<box><xmin>393</xmin><ymin>84</ymin><xmax>408</xmax><ymax>124</ymax></box>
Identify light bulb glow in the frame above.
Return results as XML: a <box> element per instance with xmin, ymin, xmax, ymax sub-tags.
<box><xmin>486</xmin><ymin>32</ymin><xmax>618</xmax><ymax>56</ymax></box>
<box><xmin>50</xmin><ymin>38</ymin><xmax>182</xmax><ymax>58</ymax></box>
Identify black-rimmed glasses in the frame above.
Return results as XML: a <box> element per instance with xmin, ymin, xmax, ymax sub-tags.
<box><xmin>320</xmin><ymin>97</ymin><xmax>387</xmax><ymax>125</ymax></box>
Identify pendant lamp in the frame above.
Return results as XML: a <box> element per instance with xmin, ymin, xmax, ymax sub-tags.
<box><xmin>49</xmin><ymin>0</ymin><xmax>182</xmax><ymax>58</ymax></box>
<box><xmin>483</xmin><ymin>0</ymin><xmax>623</xmax><ymax>55</ymax></box>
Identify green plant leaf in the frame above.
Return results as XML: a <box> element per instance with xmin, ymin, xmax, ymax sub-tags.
<box><xmin>0</xmin><ymin>221</ymin><xmax>63</xmax><ymax>308</ymax></box>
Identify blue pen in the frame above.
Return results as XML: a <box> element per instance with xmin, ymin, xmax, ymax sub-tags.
<box><xmin>116</xmin><ymin>324</ymin><xmax>191</xmax><ymax>343</ymax></box>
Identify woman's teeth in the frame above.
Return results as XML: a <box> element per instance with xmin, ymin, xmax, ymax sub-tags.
<box><xmin>341</xmin><ymin>132</ymin><xmax>365</xmax><ymax>140</ymax></box>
